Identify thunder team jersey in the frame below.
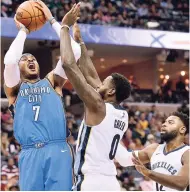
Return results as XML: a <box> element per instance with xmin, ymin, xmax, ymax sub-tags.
<box><xmin>10</xmin><ymin>78</ymin><xmax>67</xmax><ymax>145</ymax></box>
<box><xmin>150</xmin><ymin>143</ymin><xmax>190</xmax><ymax>191</ymax></box>
<box><xmin>74</xmin><ymin>103</ymin><xmax>128</xmax><ymax>177</ymax></box>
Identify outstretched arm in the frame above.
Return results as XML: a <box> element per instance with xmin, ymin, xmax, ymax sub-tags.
<box><xmin>60</xmin><ymin>4</ymin><xmax>104</xmax><ymax>115</ymax></box>
<box><xmin>73</xmin><ymin>23</ymin><xmax>102</xmax><ymax>89</ymax></box>
<box><xmin>132</xmin><ymin>149</ymin><xmax>189</xmax><ymax>191</ymax></box>
<box><xmin>4</xmin><ymin>16</ymin><xmax>29</xmax><ymax>104</ymax></box>
<box><xmin>34</xmin><ymin>0</ymin><xmax>81</xmax><ymax>89</ymax></box>
<box><xmin>115</xmin><ymin>142</ymin><xmax>158</xmax><ymax>167</ymax></box>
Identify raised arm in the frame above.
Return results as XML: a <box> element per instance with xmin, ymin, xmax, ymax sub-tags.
<box><xmin>60</xmin><ymin>4</ymin><xmax>105</xmax><ymax>125</ymax></box>
<box><xmin>132</xmin><ymin>149</ymin><xmax>189</xmax><ymax>191</ymax></box>
<box><xmin>73</xmin><ymin>23</ymin><xmax>102</xmax><ymax>89</ymax></box>
<box><xmin>4</xmin><ymin>17</ymin><xmax>29</xmax><ymax>105</ymax></box>
<box><xmin>34</xmin><ymin>0</ymin><xmax>81</xmax><ymax>89</ymax></box>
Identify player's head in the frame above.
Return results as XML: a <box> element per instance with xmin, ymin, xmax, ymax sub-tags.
<box><xmin>97</xmin><ymin>73</ymin><xmax>131</xmax><ymax>103</ymax></box>
<box><xmin>161</xmin><ymin>111</ymin><xmax>189</xmax><ymax>143</ymax></box>
<box><xmin>18</xmin><ymin>53</ymin><xmax>40</xmax><ymax>79</ymax></box>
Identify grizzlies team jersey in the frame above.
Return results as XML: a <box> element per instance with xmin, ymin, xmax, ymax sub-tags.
<box><xmin>10</xmin><ymin>78</ymin><xmax>67</xmax><ymax>145</ymax></box>
<box><xmin>74</xmin><ymin>103</ymin><xmax>128</xmax><ymax>177</ymax></box>
<box><xmin>150</xmin><ymin>143</ymin><xmax>189</xmax><ymax>191</ymax></box>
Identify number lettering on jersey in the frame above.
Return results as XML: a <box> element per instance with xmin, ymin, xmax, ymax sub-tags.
<box><xmin>156</xmin><ymin>183</ymin><xmax>165</xmax><ymax>191</ymax></box>
<box><xmin>33</xmin><ymin>106</ymin><xmax>40</xmax><ymax>121</ymax></box>
<box><xmin>109</xmin><ymin>134</ymin><xmax>120</xmax><ymax>160</ymax></box>
<box><xmin>114</xmin><ymin>119</ymin><xmax>125</xmax><ymax>131</ymax></box>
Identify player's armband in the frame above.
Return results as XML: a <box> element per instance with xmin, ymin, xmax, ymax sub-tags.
<box><xmin>53</xmin><ymin>59</ymin><xmax>68</xmax><ymax>79</ymax></box>
<box><xmin>115</xmin><ymin>143</ymin><xmax>138</xmax><ymax>167</ymax></box>
<box><xmin>52</xmin><ymin>21</ymin><xmax>81</xmax><ymax>62</ymax></box>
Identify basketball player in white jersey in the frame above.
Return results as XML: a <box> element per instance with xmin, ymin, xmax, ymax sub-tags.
<box><xmin>116</xmin><ymin>111</ymin><xmax>189</xmax><ymax>191</ymax></box>
<box><xmin>59</xmin><ymin>5</ymin><xmax>131</xmax><ymax>191</ymax></box>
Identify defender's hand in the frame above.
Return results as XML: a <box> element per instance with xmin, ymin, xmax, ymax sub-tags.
<box><xmin>61</xmin><ymin>3</ymin><xmax>80</xmax><ymax>27</ymax></box>
<box><xmin>14</xmin><ymin>15</ymin><xmax>30</xmax><ymax>34</ymax></box>
<box><xmin>132</xmin><ymin>151</ymin><xmax>151</xmax><ymax>177</ymax></box>
<box><xmin>73</xmin><ymin>23</ymin><xmax>82</xmax><ymax>43</ymax></box>
<box><xmin>34</xmin><ymin>0</ymin><xmax>53</xmax><ymax>22</ymax></box>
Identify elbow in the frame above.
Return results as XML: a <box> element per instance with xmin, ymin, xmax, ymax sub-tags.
<box><xmin>175</xmin><ymin>181</ymin><xmax>188</xmax><ymax>191</ymax></box>
<box><xmin>61</xmin><ymin>57</ymin><xmax>75</xmax><ymax>69</ymax></box>
<box><xmin>176</xmin><ymin>185</ymin><xmax>185</xmax><ymax>191</ymax></box>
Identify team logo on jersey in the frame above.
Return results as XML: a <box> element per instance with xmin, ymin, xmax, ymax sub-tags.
<box><xmin>20</xmin><ymin>86</ymin><xmax>50</xmax><ymax>103</ymax></box>
<box><xmin>152</xmin><ymin>161</ymin><xmax>177</xmax><ymax>175</ymax></box>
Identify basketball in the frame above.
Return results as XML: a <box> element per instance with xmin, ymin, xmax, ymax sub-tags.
<box><xmin>16</xmin><ymin>0</ymin><xmax>46</xmax><ymax>32</ymax></box>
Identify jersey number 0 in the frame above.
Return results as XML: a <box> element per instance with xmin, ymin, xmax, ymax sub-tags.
<box><xmin>109</xmin><ymin>134</ymin><xmax>120</xmax><ymax>160</ymax></box>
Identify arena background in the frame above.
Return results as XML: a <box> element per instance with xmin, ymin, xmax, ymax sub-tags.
<box><xmin>1</xmin><ymin>0</ymin><xmax>189</xmax><ymax>191</ymax></box>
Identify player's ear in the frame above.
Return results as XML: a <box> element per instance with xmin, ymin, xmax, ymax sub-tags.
<box><xmin>179</xmin><ymin>126</ymin><xmax>186</xmax><ymax>135</ymax></box>
<box><xmin>108</xmin><ymin>88</ymin><xmax>115</xmax><ymax>96</ymax></box>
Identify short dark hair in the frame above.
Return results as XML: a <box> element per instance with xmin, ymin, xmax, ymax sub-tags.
<box><xmin>172</xmin><ymin>111</ymin><xmax>189</xmax><ymax>134</ymax></box>
<box><xmin>111</xmin><ymin>73</ymin><xmax>131</xmax><ymax>103</ymax></box>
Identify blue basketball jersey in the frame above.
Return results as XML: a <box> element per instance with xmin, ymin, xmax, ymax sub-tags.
<box><xmin>10</xmin><ymin>78</ymin><xmax>67</xmax><ymax>145</ymax></box>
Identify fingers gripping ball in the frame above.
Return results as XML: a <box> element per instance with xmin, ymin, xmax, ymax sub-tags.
<box><xmin>16</xmin><ymin>0</ymin><xmax>46</xmax><ymax>32</ymax></box>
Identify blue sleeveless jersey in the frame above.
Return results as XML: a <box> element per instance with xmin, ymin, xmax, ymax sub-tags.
<box><xmin>11</xmin><ymin>78</ymin><xmax>67</xmax><ymax>145</ymax></box>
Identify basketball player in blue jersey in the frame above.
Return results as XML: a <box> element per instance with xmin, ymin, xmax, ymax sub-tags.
<box><xmin>3</xmin><ymin>2</ymin><xmax>81</xmax><ymax>191</ymax></box>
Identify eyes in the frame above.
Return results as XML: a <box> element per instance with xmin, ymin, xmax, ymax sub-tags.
<box><xmin>21</xmin><ymin>57</ymin><xmax>36</xmax><ymax>62</ymax></box>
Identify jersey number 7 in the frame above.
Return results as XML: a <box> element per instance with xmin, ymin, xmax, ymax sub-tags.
<box><xmin>33</xmin><ymin>106</ymin><xmax>40</xmax><ymax>121</ymax></box>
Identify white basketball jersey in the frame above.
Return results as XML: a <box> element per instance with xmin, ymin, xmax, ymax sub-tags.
<box><xmin>150</xmin><ymin>143</ymin><xmax>189</xmax><ymax>191</ymax></box>
<box><xmin>74</xmin><ymin>103</ymin><xmax>128</xmax><ymax>176</ymax></box>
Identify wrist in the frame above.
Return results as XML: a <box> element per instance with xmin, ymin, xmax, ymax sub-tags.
<box><xmin>61</xmin><ymin>24</ymin><xmax>70</xmax><ymax>30</ymax></box>
<box><xmin>20</xmin><ymin>28</ymin><xmax>29</xmax><ymax>35</ymax></box>
<box><xmin>49</xmin><ymin>17</ymin><xmax>56</xmax><ymax>25</ymax></box>
<box><xmin>145</xmin><ymin>169</ymin><xmax>152</xmax><ymax>177</ymax></box>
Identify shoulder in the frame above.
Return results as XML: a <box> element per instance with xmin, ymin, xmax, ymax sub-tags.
<box><xmin>182</xmin><ymin>148</ymin><xmax>190</xmax><ymax>165</ymax></box>
<box><xmin>144</xmin><ymin>143</ymin><xmax>160</xmax><ymax>156</ymax></box>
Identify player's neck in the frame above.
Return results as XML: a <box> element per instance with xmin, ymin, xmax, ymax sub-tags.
<box><xmin>165</xmin><ymin>138</ymin><xmax>185</xmax><ymax>152</ymax></box>
<box><xmin>104</xmin><ymin>98</ymin><xmax>119</xmax><ymax>105</ymax></box>
<box><xmin>22</xmin><ymin>77</ymin><xmax>40</xmax><ymax>83</ymax></box>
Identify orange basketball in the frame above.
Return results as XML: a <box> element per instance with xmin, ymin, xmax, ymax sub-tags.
<box><xmin>16</xmin><ymin>0</ymin><xmax>46</xmax><ymax>32</ymax></box>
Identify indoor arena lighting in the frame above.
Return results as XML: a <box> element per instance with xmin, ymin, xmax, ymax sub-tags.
<box><xmin>122</xmin><ymin>59</ymin><xmax>128</xmax><ymax>63</ymax></box>
<box><xmin>180</xmin><ymin>71</ymin><xmax>186</xmax><ymax>76</ymax></box>
<box><xmin>160</xmin><ymin>75</ymin><xmax>164</xmax><ymax>79</ymax></box>
<box><xmin>165</xmin><ymin>75</ymin><xmax>170</xmax><ymax>79</ymax></box>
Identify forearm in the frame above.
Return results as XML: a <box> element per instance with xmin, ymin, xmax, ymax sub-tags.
<box><xmin>115</xmin><ymin>143</ymin><xmax>138</xmax><ymax>167</ymax></box>
<box><xmin>4</xmin><ymin>30</ymin><xmax>26</xmax><ymax>87</ymax></box>
<box><xmin>147</xmin><ymin>171</ymin><xmax>187</xmax><ymax>190</ymax></box>
<box><xmin>78</xmin><ymin>43</ymin><xmax>101</xmax><ymax>88</ymax></box>
<box><xmin>60</xmin><ymin>27</ymin><xmax>76</xmax><ymax>67</ymax></box>
<box><xmin>52</xmin><ymin>21</ymin><xmax>81</xmax><ymax>62</ymax></box>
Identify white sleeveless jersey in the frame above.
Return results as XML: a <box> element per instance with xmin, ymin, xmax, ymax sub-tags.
<box><xmin>74</xmin><ymin>103</ymin><xmax>128</xmax><ymax>176</ymax></box>
<box><xmin>150</xmin><ymin>143</ymin><xmax>189</xmax><ymax>191</ymax></box>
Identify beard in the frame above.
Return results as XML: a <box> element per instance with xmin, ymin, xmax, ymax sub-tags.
<box><xmin>160</xmin><ymin>130</ymin><xmax>178</xmax><ymax>143</ymax></box>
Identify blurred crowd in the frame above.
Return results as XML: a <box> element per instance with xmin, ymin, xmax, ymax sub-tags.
<box><xmin>1</xmin><ymin>102</ymin><xmax>189</xmax><ymax>191</ymax></box>
<box><xmin>1</xmin><ymin>0</ymin><xmax>189</xmax><ymax>32</ymax></box>
<box><xmin>125</xmin><ymin>75</ymin><xmax>189</xmax><ymax>104</ymax></box>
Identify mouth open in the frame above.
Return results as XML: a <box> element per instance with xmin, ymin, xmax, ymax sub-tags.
<box><xmin>28</xmin><ymin>63</ymin><xmax>36</xmax><ymax>71</ymax></box>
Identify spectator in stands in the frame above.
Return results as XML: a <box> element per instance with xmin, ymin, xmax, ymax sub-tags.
<box><xmin>1</xmin><ymin>173</ymin><xmax>8</xmax><ymax>191</ymax></box>
<box><xmin>137</xmin><ymin>4</ymin><xmax>149</xmax><ymax>17</ymax></box>
<box><xmin>132</xmin><ymin>122</ymin><xmax>147</xmax><ymax>145</ymax></box>
<box><xmin>164</xmin><ymin>89</ymin><xmax>177</xmax><ymax>103</ymax></box>
<box><xmin>1</xmin><ymin>132</ymin><xmax>10</xmax><ymax>160</ymax></box>
<box><xmin>145</xmin><ymin>134</ymin><xmax>156</xmax><ymax>146</ymax></box>
<box><xmin>1</xmin><ymin>4</ymin><xmax>9</xmax><ymax>17</ymax></box>
<box><xmin>1</xmin><ymin>157</ymin><xmax>19</xmax><ymax>180</ymax></box>
<box><xmin>139</xmin><ymin>112</ymin><xmax>149</xmax><ymax>130</ymax></box>
<box><xmin>176</xmin><ymin>76</ymin><xmax>186</xmax><ymax>91</ymax></box>
<box><xmin>139</xmin><ymin>176</ymin><xmax>154</xmax><ymax>191</ymax></box>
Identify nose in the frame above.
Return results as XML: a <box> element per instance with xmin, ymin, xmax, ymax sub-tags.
<box><xmin>28</xmin><ymin>58</ymin><xmax>34</xmax><ymax>62</ymax></box>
